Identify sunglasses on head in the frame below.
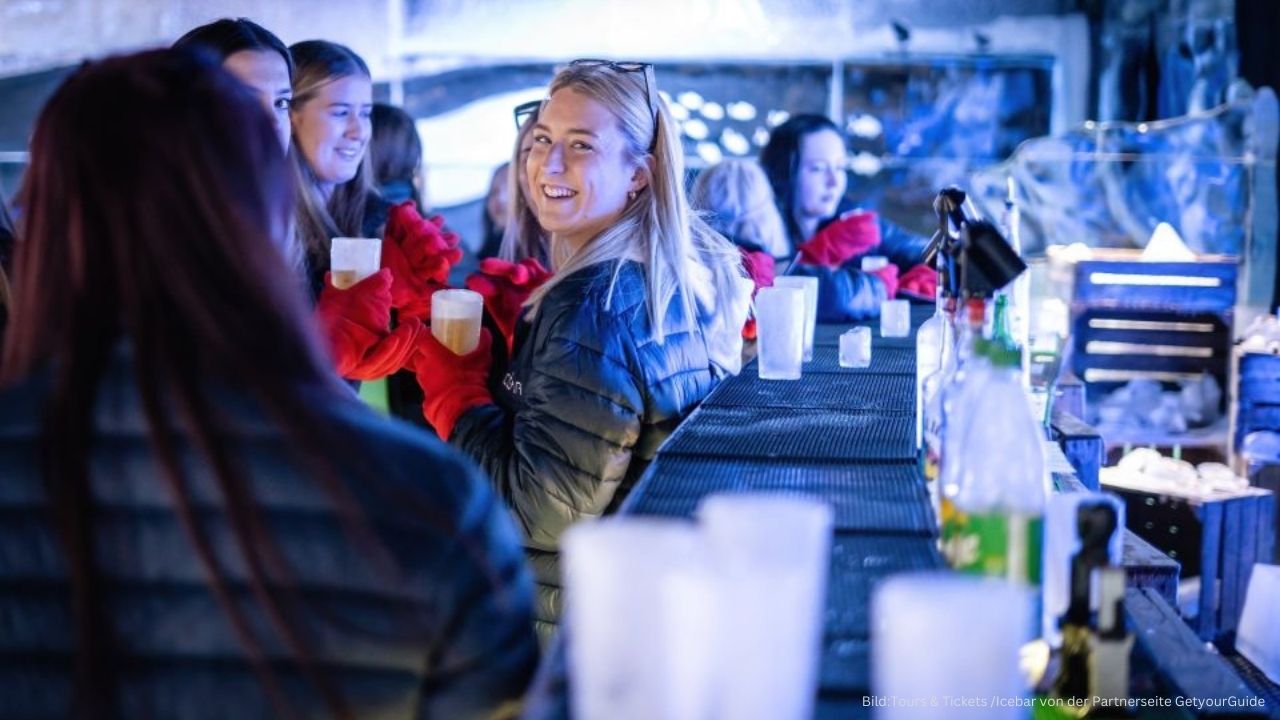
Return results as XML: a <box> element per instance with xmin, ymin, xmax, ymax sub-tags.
<box><xmin>513</xmin><ymin>99</ymin><xmax>541</xmax><ymax>130</ymax></box>
<box><xmin>568</xmin><ymin>58</ymin><xmax>659</xmax><ymax>129</ymax></box>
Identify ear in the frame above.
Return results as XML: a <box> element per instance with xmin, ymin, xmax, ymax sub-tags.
<box><xmin>629</xmin><ymin>156</ymin><xmax>654</xmax><ymax>194</ymax></box>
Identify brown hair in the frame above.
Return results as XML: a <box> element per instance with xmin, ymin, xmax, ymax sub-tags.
<box><xmin>288</xmin><ymin>40</ymin><xmax>375</xmax><ymax>271</ymax></box>
<box><xmin>172</xmin><ymin>17</ymin><xmax>293</xmax><ymax>78</ymax></box>
<box><xmin>1</xmin><ymin>49</ymin><xmax>383</xmax><ymax>718</ymax></box>
<box><xmin>369</xmin><ymin>102</ymin><xmax>422</xmax><ymax>188</ymax></box>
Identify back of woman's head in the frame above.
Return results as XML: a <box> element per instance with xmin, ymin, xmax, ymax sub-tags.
<box><xmin>529</xmin><ymin>61</ymin><xmax>746</xmax><ymax>347</ymax></box>
<box><xmin>2</xmin><ymin>48</ymin><xmax>324</xmax><ymax>385</ymax></box>
<box><xmin>173</xmin><ymin>17</ymin><xmax>293</xmax><ymax>75</ymax></box>
<box><xmin>369</xmin><ymin>103</ymin><xmax>422</xmax><ymax>187</ymax></box>
<box><xmin>759</xmin><ymin>113</ymin><xmax>840</xmax><ymax>237</ymax></box>
<box><xmin>289</xmin><ymin>40</ymin><xmax>374</xmax><ymax>265</ymax></box>
<box><xmin>1</xmin><ymin>49</ymin><xmax>405</xmax><ymax>718</ymax></box>
<box><xmin>690</xmin><ymin>158</ymin><xmax>789</xmax><ymax>258</ymax></box>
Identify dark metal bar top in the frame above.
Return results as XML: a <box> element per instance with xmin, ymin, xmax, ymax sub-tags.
<box><xmin>523</xmin><ymin>301</ymin><xmax>1272</xmax><ymax>720</ymax></box>
<box><xmin>618</xmin><ymin>304</ymin><xmax>941</xmax><ymax>714</ymax></box>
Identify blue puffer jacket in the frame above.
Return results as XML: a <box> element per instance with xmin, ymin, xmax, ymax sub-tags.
<box><xmin>791</xmin><ymin>214</ymin><xmax>931</xmax><ymax>322</ymax></box>
<box><xmin>0</xmin><ymin>346</ymin><xmax>538</xmax><ymax>719</ymax></box>
<box><xmin>451</xmin><ymin>259</ymin><xmax>725</xmax><ymax>643</ymax></box>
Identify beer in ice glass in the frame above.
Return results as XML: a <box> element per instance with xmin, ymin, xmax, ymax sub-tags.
<box><xmin>329</xmin><ymin>237</ymin><xmax>382</xmax><ymax>289</ymax></box>
<box><xmin>431</xmin><ymin>289</ymin><xmax>484</xmax><ymax>355</ymax></box>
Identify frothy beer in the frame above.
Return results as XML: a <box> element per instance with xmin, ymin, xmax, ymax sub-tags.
<box><xmin>330</xmin><ymin>269</ymin><xmax>360</xmax><ymax>290</ymax></box>
<box><xmin>431</xmin><ymin>289</ymin><xmax>484</xmax><ymax>355</ymax></box>
<box><xmin>329</xmin><ymin>237</ymin><xmax>382</xmax><ymax>290</ymax></box>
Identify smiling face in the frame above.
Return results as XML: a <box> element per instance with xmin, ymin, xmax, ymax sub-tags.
<box><xmin>794</xmin><ymin>127</ymin><xmax>848</xmax><ymax>225</ymax></box>
<box><xmin>290</xmin><ymin>74</ymin><xmax>372</xmax><ymax>193</ymax></box>
<box><xmin>223</xmin><ymin>49</ymin><xmax>292</xmax><ymax>152</ymax></box>
<box><xmin>526</xmin><ymin>87</ymin><xmax>645</xmax><ymax>252</ymax></box>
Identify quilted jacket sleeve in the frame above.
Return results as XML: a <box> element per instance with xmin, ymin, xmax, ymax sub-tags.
<box><xmin>877</xmin><ymin>217</ymin><xmax>931</xmax><ymax>269</ymax></box>
<box><xmin>417</xmin><ymin>463</ymin><xmax>540</xmax><ymax>720</ymax></box>
<box><xmin>449</xmin><ymin>303</ymin><xmax>645</xmax><ymax>552</ymax></box>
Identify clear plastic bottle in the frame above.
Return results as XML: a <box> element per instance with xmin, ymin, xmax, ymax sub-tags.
<box><xmin>939</xmin><ymin>339</ymin><xmax>1048</xmax><ymax>587</ymax></box>
<box><xmin>915</xmin><ymin>277</ymin><xmax>946</xmax><ymax>449</ymax></box>
<box><xmin>921</xmin><ymin>298</ymin><xmax>978</xmax><ymax>519</ymax></box>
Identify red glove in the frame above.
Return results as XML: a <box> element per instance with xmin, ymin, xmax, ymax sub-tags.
<box><xmin>739</xmin><ymin>248</ymin><xmax>775</xmax><ymax>341</ymax></box>
<box><xmin>315</xmin><ymin>269</ymin><xmax>425</xmax><ymax>380</ymax></box>
<box><xmin>382</xmin><ymin>201</ymin><xmax>464</xmax><ymax>321</ymax></box>
<box><xmin>796</xmin><ymin>210</ymin><xmax>881</xmax><ymax>267</ymax></box>
<box><xmin>465</xmin><ymin>257</ymin><xmax>552</xmax><ymax>350</ymax></box>
<box><xmin>412</xmin><ymin>327</ymin><xmax>495</xmax><ymax>440</ymax></box>
<box><xmin>898</xmin><ymin>264</ymin><xmax>938</xmax><ymax>299</ymax></box>
<box><xmin>868</xmin><ymin>263</ymin><xmax>900</xmax><ymax>300</ymax></box>
<box><xmin>740</xmin><ymin>249</ymin><xmax>776</xmax><ymax>291</ymax></box>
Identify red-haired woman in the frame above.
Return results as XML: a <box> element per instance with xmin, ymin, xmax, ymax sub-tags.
<box><xmin>0</xmin><ymin>49</ymin><xmax>536</xmax><ymax>719</ymax></box>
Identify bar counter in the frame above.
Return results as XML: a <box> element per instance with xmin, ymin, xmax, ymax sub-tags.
<box><xmin>522</xmin><ymin>303</ymin><xmax>1276</xmax><ymax>719</ymax></box>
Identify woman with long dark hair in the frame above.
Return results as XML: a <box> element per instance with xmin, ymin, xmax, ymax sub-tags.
<box><xmin>370</xmin><ymin>102</ymin><xmax>426</xmax><ymax>212</ymax></box>
<box><xmin>0</xmin><ymin>49</ymin><xmax>536</xmax><ymax>718</ymax></box>
<box><xmin>173</xmin><ymin>18</ymin><xmax>294</xmax><ymax>152</ymax></box>
<box><xmin>289</xmin><ymin>40</ymin><xmax>383</xmax><ymax>292</ymax></box>
<box><xmin>760</xmin><ymin>113</ymin><xmax>933</xmax><ymax>320</ymax></box>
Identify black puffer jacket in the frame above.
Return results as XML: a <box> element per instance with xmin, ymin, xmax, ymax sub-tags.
<box><xmin>0</xmin><ymin>346</ymin><xmax>539</xmax><ymax>719</ymax></box>
<box><xmin>451</xmin><ymin>259</ymin><xmax>724</xmax><ymax>642</ymax></box>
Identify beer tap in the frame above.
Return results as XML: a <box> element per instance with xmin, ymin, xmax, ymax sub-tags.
<box><xmin>924</xmin><ymin>186</ymin><xmax>1027</xmax><ymax>300</ymax></box>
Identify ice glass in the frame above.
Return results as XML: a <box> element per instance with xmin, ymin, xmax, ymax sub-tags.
<box><xmin>698</xmin><ymin>494</ymin><xmax>833</xmax><ymax>720</ymax></box>
<box><xmin>840</xmin><ymin>327</ymin><xmax>873</xmax><ymax>368</ymax></box>
<box><xmin>880</xmin><ymin>298</ymin><xmax>910</xmax><ymax>338</ymax></box>
<box><xmin>756</xmin><ymin>286</ymin><xmax>805</xmax><ymax>380</ymax></box>
<box><xmin>773</xmin><ymin>276</ymin><xmax>818</xmax><ymax>361</ymax></box>
<box><xmin>563</xmin><ymin>519</ymin><xmax>716</xmax><ymax>720</ymax></box>
<box><xmin>873</xmin><ymin>573</ymin><xmax>1033</xmax><ymax>720</ymax></box>
<box><xmin>431</xmin><ymin>289</ymin><xmax>484</xmax><ymax>355</ymax></box>
<box><xmin>329</xmin><ymin>237</ymin><xmax>382</xmax><ymax>289</ymax></box>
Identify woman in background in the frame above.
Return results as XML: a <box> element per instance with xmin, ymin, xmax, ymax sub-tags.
<box><xmin>691</xmin><ymin>157</ymin><xmax>790</xmax><ymax>259</ymax></box>
<box><xmin>499</xmin><ymin>106</ymin><xmax>549</xmax><ymax>266</ymax></box>
<box><xmin>173</xmin><ymin>18</ymin><xmax>294</xmax><ymax>152</ymax></box>
<box><xmin>289</xmin><ymin>40</ymin><xmax>382</xmax><ymax>294</ymax></box>
<box><xmin>690</xmin><ymin>158</ymin><xmax>788</xmax><ymax>339</ymax></box>
<box><xmin>479</xmin><ymin>161</ymin><xmax>511</xmax><ymax>260</ymax></box>
<box><xmin>370</xmin><ymin>102</ymin><xmax>426</xmax><ymax>212</ymax></box>
<box><xmin>368</xmin><ymin>101</ymin><xmax>439</xmax><ymax>427</ymax></box>
<box><xmin>760</xmin><ymin>113</ymin><xmax>932</xmax><ymax>320</ymax></box>
<box><xmin>414</xmin><ymin>60</ymin><xmax>750</xmax><ymax>642</ymax></box>
<box><xmin>0</xmin><ymin>48</ymin><xmax>536</xmax><ymax>719</ymax></box>
<box><xmin>292</xmin><ymin>42</ymin><xmax>456</xmax><ymax>386</ymax></box>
